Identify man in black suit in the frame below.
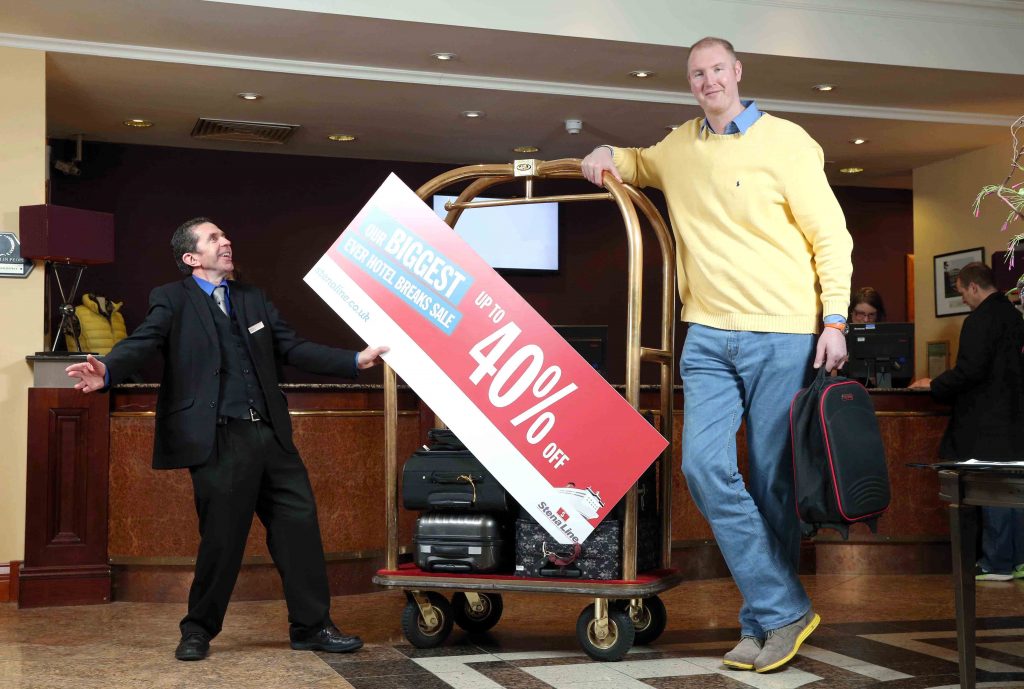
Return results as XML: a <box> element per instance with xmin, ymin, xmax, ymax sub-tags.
<box><xmin>911</xmin><ymin>261</ymin><xmax>1024</xmax><ymax>580</ymax></box>
<box><xmin>66</xmin><ymin>217</ymin><xmax>388</xmax><ymax>660</ymax></box>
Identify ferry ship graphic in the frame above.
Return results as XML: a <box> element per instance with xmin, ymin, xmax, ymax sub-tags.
<box><xmin>554</xmin><ymin>486</ymin><xmax>605</xmax><ymax>520</ymax></box>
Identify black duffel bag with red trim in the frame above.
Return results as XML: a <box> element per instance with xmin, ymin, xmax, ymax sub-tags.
<box><xmin>789</xmin><ymin>367</ymin><xmax>891</xmax><ymax>539</ymax></box>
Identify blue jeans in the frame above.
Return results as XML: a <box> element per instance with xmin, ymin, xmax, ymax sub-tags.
<box><xmin>980</xmin><ymin>507</ymin><xmax>1024</xmax><ymax>574</ymax></box>
<box><xmin>680</xmin><ymin>324</ymin><xmax>815</xmax><ymax>637</ymax></box>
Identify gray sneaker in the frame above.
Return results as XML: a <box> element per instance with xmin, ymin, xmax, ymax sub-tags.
<box><xmin>754</xmin><ymin>609</ymin><xmax>820</xmax><ymax>673</ymax></box>
<box><xmin>723</xmin><ymin>635</ymin><xmax>763</xmax><ymax>670</ymax></box>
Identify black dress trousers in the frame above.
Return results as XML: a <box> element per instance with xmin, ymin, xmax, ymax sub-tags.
<box><xmin>179</xmin><ymin>419</ymin><xmax>331</xmax><ymax>638</ymax></box>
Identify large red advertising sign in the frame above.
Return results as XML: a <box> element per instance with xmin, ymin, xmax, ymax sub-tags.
<box><xmin>305</xmin><ymin>173</ymin><xmax>667</xmax><ymax>544</ymax></box>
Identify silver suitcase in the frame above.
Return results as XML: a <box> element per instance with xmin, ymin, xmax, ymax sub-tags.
<box><xmin>414</xmin><ymin>512</ymin><xmax>507</xmax><ymax>573</ymax></box>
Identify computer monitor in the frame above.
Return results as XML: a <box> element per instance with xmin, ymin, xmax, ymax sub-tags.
<box><xmin>432</xmin><ymin>194</ymin><xmax>559</xmax><ymax>273</ymax></box>
<box><xmin>845</xmin><ymin>323</ymin><xmax>914</xmax><ymax>389</ymax></box>
<box><xmin>553</xmin><ymin>325</ymin><xmax>608</xmax><ymax>377</ymax></box>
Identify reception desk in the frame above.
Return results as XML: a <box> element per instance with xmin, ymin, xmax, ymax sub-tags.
<box><xmin>27</xmin><ymin>384</ymin><xmax>950</xmax><ymax>604</ymax></box>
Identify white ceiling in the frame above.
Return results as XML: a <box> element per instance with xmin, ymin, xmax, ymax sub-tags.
<box><xmin>2</xmin><ymin>0</ymin><xmax>1024</xmax><ymax>188</ymax></box>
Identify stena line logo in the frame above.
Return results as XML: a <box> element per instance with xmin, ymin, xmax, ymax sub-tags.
<box><xmin>537</xmin><ymin>501</ymin><xmax>580</xmax><ymax>543</ymax></box>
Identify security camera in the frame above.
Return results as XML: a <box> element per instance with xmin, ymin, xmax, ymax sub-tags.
<box><xmin>565</xmin><ymin>119</ymin><xmax>583</xmax><ymax>135</ymax></box>
<box><xmin>54</xmin><ymin>160</ymin><xmax>81</xmax><ymax>176</ymax></box>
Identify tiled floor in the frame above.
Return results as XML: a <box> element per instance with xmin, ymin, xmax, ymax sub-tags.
<box><xmin>4</xmin><ymin>575</ymin><xmax>1024</xmax><ymax>688</ymax></box>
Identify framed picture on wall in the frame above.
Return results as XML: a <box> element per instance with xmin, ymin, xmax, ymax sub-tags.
<box><xmin>934</xmin><ymin>247</ymin><xmax>985</xmax><ymax>317</ymax></box>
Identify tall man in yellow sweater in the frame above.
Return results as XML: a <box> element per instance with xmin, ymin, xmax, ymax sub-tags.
<box><xmin>583</xmin><ymin>37</ymin><xmax>852</xmax><ymax>674</ymax></box>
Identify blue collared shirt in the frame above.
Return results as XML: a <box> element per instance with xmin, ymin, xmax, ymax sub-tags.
<box><xmin>193</xmin><ymin>274</ymin><xmax>231</xmax><ymax>315</ymax></box>
<box><xmin>699</xmin><ymin>99</ymin><xmax>762</xmax><ymax>136</ymax></box>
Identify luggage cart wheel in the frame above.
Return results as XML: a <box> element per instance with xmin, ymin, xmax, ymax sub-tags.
<box><xmin>576</xmin><ymin>599</ymin><xmax>635</xmax><ymax>661</ymax></box>
<box><xmin>401</xmin><ymin>591</ymin><xmax>453</xmax><ymax>648</ymax></box>
<box><xmin>615</xmin><ymin>596</ymin><xmax>667</xmax><ymax>646</ymax></box>
<box><xmin>451</xmin><ymin>592</ymin><xmax>503</xmax><ymax>633</ymax></box>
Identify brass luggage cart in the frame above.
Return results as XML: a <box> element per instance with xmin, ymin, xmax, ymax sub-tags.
<box><xmin>373</xmin><ymin>158</ymin><xmax>680</xmax><ymax>661</ymax></box>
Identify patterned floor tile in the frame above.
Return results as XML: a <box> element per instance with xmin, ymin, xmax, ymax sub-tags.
<box><xmin>324</xmin><ymin>619</ymin><xmax>1024</xmax><ymax>689</ymax></box>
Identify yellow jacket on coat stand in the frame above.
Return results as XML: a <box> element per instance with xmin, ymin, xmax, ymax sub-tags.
<box><xmin>66</xmin><ymin>293</ymin><xmax>127</xmax><ymax>355</ymax></box>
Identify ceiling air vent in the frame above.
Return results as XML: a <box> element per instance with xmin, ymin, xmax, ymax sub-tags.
<box><xmin>190</xmin><ymin>118</ymin><xmax>299</xmax><ymax>144</ymax></box>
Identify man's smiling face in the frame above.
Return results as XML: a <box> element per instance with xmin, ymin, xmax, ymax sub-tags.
<box><xmin>185</xmin><ymin>222</ymin><xmax>234</xmax><ymax>278</ymax></box>
<box><xmin>687</xmin><ymin>43</ymin><xmax>743</xmax><ymax>120</ymax></box>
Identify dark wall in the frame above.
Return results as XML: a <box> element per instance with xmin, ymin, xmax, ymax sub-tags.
<box><xmin>835</xmin><ymin>186</ymin><xmax>914</xmax><ymax>322</ymax></box>
<box><xmin>50</xmin><ymin>140</ymin><xmax>912</xmax><ymax>383</ymax></box>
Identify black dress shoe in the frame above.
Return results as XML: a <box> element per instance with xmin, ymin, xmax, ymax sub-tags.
<box><xmin>290</xmin><ymin>624</ymin><xmax>363</xmax><ymax>653</ymax></box>
<box><xmin>175</xmin><ymin>633</ymin><xmax>210</xmax><ymax>661</ymax></box>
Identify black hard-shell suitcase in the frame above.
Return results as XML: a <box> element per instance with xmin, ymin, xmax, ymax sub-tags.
<box><xmin>790</xmin><ymin>367</ymin><xmax>891</xmax><ymax>538</ymax></box>
<box><xmin>414</xmin><ymin>512</ymin><xmax>507</xmax><ymax>573</ymax></box>
<box><xmin>402</xmin><ymin>449</ymin><xmax>512</xmax><ymax>512</ymax></box>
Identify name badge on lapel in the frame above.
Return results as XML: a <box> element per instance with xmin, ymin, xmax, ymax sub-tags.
<box><xmin>248</xmin><ymin>321</ymin><xmax>265</xmax><ymax>334</ymax></box>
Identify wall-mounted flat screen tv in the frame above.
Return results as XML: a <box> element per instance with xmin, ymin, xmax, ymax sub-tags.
<box><xmin>432</xmin><ymin>195</ymin><xmax>559</xmax><ymax>273</ymax></box>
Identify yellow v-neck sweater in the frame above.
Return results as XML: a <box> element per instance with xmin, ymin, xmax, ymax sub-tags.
<box><xmin>612</xmin><ymin>113</ymin><xmax>852</xmax><ymax>335</ymax></box>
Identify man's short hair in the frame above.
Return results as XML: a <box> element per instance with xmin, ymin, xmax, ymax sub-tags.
<box><xmin>686</xmin><ymin>36</ymin><xmax>738</xmax><ymax>66</ymax></box>
<box><xmin>171</xmin><ymin>217</ymin><xmax>212</xmax><ymax>275</ymax></box>
<box><xmin>956</xmin><ymin>261</ymin><xmax>995</xmax><ymax>290</ymax></box>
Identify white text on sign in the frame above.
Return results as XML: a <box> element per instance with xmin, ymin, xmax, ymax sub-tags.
<box><xmin>469</xmin><ymin>292</ymin><xmax>579</xmax><ymax>469</ymax></box>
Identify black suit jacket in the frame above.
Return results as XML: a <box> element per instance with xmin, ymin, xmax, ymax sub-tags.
<box><xmin>103</xmin><ymin>277</ymin><xmax>358</xmax><ymax>470</ymax></box>
<box><xmin>931</xmin><ymin>292</ymin><xmax>1024</xmax><ymax>460</ymax></box>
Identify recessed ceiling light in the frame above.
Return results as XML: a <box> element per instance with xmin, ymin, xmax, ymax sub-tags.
<box><xmin>665</xmin><ymin>124</ymin><xmax>680</xmax><ymax>131</ymax></box>
<box><xmin>812</xmin><ymin>84</ymin><xmax>835</xmax><ymax>92</ymax></box>
<box><xmin>630</xmin><ymin>70</ymin><xmax>655</xmax><ymax>79</ymax></box>
<box><xmin>461</xmin><ymin>110</ymin><xmax>484</xmax><ymax>118</ymax></box>
<box><xmin>850</xmin><ymin>138</ymin><xmax>868</xmax><ymax>145</ymax></box>
<box><xmin>327</xmin><ymin>134</ymin><xmax>356</xmax><ymax>142</ymax></box>
<box><xmin>236</xmin><ymin>92</ymin><xmax>262</xmax><ymax>101</ymax></box>
<box><xmin>123</xmin><ymin>119</ymin><xmax>153</xmax><ymax>128</ymax></box>
<box><xmin>432</xmin><ymin>52</ymin><xmax>457</xmax><ymax>61</ymax></box>
<box><xmin>839</xmin><ymin>167</ymin><xmax>864</xmax><ymax>174</ymax></box>
<box><xmin>513</xmin><ymin>145</ymin><xmax>539</xmax><ymax>153</ymax></box>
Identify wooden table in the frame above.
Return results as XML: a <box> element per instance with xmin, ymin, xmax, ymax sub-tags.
<box><xmin>937</xmin><ymin>465</ymin><xmax>1024</xmax><ymax>689</ymax></box>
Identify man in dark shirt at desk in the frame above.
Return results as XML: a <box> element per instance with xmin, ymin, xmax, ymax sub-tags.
<box><xmin>910</xmin><ymin>262</ymin><xmax>1024</xmax><ymax>580</ymax></box>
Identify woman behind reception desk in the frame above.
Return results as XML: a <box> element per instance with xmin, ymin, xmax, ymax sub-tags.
<box><xmin>845</xmin><ymin>323</ymin><xmax>914</xmax><ymax>388</ymax></box>
<box><xmin>843</xmin><ymin>288</ymin><xmax>913</xmax><ymax>388</ymax></box>
<box><xmin>849</xmin><ymin>286</ymin><xmax>886</xmax><ymax>324</ymax></box>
